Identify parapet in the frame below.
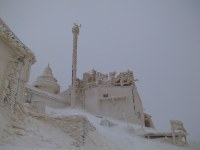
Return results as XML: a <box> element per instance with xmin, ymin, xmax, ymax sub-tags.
<box><xmin>77</xmin><ymin>69</ymin><xmax>136</xmax><ymax>91</ymax></box>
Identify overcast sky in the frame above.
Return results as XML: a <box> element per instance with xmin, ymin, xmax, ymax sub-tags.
<box><xmin>0</xmin><ymin>0</ymin><xmax>200</xmax><ymax>141</ymax></box>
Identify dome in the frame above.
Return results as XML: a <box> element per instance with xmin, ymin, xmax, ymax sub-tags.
<box><xmin>33</xmin><ymin>64</ymin><xmax>60</xmax><ymax>94</ymax></box>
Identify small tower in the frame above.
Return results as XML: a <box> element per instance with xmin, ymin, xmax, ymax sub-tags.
<box><xmin>71</xmin><ymin>23</ymin><xmax>80</xmax><ymax>107</ymax></box>
<box><xmin>33</xmin><ymin>64</ymin><xmax>60</xmax><ymax>94</ymax></box>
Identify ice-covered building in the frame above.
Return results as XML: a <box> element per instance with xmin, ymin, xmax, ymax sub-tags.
<box><xmin>0</xmin><ymin>18</ymin><xmax>35</xmax><ymax>112</ymax></box>
<box><xmin>61</xmin><ymin>69</ymin><xmax>154</xmax><ymax>127</ymax></box>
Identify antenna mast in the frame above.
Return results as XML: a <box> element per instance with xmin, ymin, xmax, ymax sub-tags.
<box><xmin>71</xmin><ymin>23</ymin><xmax>80</xmax><ymax>107</ymax></box>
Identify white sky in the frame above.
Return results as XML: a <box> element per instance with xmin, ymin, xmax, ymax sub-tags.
<box><xmin>0</xmin><ymin>0</ymin><xmax>200</xmax><ymax>141</ymax></box>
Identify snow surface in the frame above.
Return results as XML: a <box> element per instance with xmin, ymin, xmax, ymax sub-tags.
<box><xmin>0</xmin><ymin>106</ymin><xmax>199</xmax><ymax>150</ymax></box>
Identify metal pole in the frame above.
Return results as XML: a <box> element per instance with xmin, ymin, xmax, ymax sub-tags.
<box><xmin>71</xmin><ymin>23</ymin><xmax>80</xmax><ymax>107</ymax></box>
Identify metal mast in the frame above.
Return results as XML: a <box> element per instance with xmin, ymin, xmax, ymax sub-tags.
<box><xmin>71</xmin><ymin>23</ymin><xmax>80</xmax><ymax>107</ymax></box>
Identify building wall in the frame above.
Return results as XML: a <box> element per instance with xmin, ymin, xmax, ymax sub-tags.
<box><xmin>132</xmin><ymin>86</ymin><xmax>145</xmax><ymax>126</ymax></box>
<box><xmin>16</xmin><ymin>61</ymin><xmax>32</xmax><ymax>103</ymax></box>
<box><xmin>0</xmin><ymin>39</ymin><xmax>34</xmax><ymax>107</ymax></box>
<box><xmin>0</xmin><ymin>39</ymin><xmax>15</xmax><ymax>96</ymax></box>
<box><xmin>84</xmin><ymin>87</ymin><xmax>99</xmax><ymax>115</ymax></box>
<box><xmin>25</xmin><ymin>86</ymin><xmax>67</xmax><ymax>110</ymax></box>
<box><xmin>98</xmin><ymin>86</ymin><xmax>135</xmax><ymax>122</ymax></box>
<box><xmin>83</xmin><ymin>85</ymin><xmax>144</xmax><ymax>125</ymax></box>
<box><xmin>0</xmin><ymin>18</ymin><xmax>35</xmax><ymax>113</ymax></box>
<box><xmin>59</xmin><ymin>88</ymin><xmax>71</xmax><ymax>104</ymax></box>
<box><xmin>0</xmin><ymin>38</ymin><xmax>29</xmax><ymax>112</ymax></box>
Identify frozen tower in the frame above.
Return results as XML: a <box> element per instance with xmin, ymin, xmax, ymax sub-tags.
<box><xmin>71</xmin><ymin>23</ymin><xmax>80</xmax><ymax>107</ymax></box>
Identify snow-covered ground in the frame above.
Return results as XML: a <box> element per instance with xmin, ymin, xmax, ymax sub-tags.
<box><xmin>0</xmin><ymin>106</ymin><xmax>199</xmax><ymax>150</ymax></box>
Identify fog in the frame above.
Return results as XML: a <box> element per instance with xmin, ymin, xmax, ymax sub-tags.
<box><xmin>0</xmin><ymin>0</ymin><xmax>200</xmax><ymax>141</ymax></box>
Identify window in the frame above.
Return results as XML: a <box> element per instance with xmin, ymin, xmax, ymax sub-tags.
<box><xmin>103</xmin><ymin>93</ymin><xmax>108</xmax><ymax>97</ymax></box>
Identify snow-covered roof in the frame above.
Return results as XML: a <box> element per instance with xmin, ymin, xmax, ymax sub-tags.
<box><xmin>0</xmin><ymin>18</ymin><xmax>36</xmax><ymax>64</ymax></box>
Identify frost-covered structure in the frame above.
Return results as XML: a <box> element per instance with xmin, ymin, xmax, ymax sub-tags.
<box><xmin>24</xmin><ymin>64</ymin><xmax>66</xmax><ymax>111</ymax></box>
<box><xmin>0</xmin><ymin>18</ymin><xmax>190</xmax><ymax>148</ymax></box>
<box><xmin>33</xmin><ymin>64</ymin><xmax>60</xmax><ymax>94</ymax></box>
<box><xmin>61</xmin><ymin>69</ymin><xmax>154</xmax><ymax>127</ymax></box>
<box><xmin>0</xmin><ymin>18</ymin><xmax>35</xmax><ymax>112</ymax></box>
<box><xmin>59</xmin><ymin>23</ymin><xmax>153</xmax><ymax>127</ymax></box>
<box><xmin>24</xmin><ymin>23</ymin><xmax>154</xmax><ymax>127</ymax></box>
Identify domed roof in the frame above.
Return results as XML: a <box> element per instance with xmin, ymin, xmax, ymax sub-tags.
<box><xmin>33</xmin><ymin>64</ymin><xmax>60</xmax><ymax>94</ymax></box>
